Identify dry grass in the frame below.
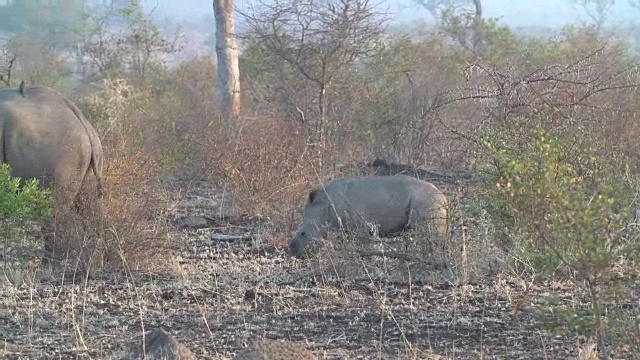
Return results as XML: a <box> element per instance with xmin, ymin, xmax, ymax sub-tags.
<box><xmin>0</xmin><ymin>181</ymin><xmax>604</xmax><ymax>359</ymax></box>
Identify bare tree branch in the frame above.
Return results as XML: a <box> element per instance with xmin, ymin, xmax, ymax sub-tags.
<box><xmin>237</xmin><ymin>0</ymin><xmax>389</xmax><ymax>152</ymax></box>
<box><xmin>430</xmin><ymin>46</ymin><xmax>640</xmax><ymax>156</ymax></box>
<box><xmin>0</xmin><ymin>43</ymin><xmax>17</xmax><ymax>87</ymax></box>
<box><xmin>571</xmin><ymin>0</ymin><xmax>615</xmax><ymax>32</ymax></box>
<box><xmin>412</xmin><ymin>0</ymin><xmax>472</xmax><ymax>24</ymax></box>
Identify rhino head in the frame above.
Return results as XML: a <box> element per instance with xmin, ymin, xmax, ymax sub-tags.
<box><xmin>289</xmin><ymin>188</ymin><xmax>331</xmax><ymax>258</ymax></box>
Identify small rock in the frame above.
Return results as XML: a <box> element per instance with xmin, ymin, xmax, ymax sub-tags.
<box><xmin>0</xmin><ymin>342</ymin><xmax>21</xmax><ymax>355</ymax></box>
<box><xmin>179</xmin><ymin>216</ymin><xmax>209</xmax><ymax>229</ymax></box>
<box><xmin>233</xmin><ymin>339</ymin><xmax>317</xmax><ymax>360</ymax></box>
<box><xmin>130</xmin><ymin>328</ymin><xmax>196</xmax><ymax>360</ymax></box>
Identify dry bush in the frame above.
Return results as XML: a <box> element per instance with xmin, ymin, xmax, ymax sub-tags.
<box><xmin>96</xmin><ymin>56</ymin><xmax>338</xmax><ymax>249</ymax></box>
<box><xmin>463</xmin><ymin>42</ymin><xmax>640</xmax><ymax>165</ymax></box>
<box><xmin>359</xmin><ymin>30</ymin><xmax>467</xmax><ymax>169</ymax></box>
<box><xmin>160</xmin><ymin>55</ymin><xmax>219</xmax><ymax>177</ymax></box>
<box><xmin>166</xmin><ymin>56</ymin><xmax>218</xmax><ymax>139</ymax></box>
<box><xmin>170</xmin><ymin>54</ymin><xmax>370</xmax><ymax>244</ymax></box>
<box><xmin>89</xmin><ymin>78</ymin><xmax>174</xmax><ymax>271</ymax></box>
<box><xmin>198</xmin><ymin>114</ymin><xmax>321</xmax><ymax>244</ymax></box>
<box><xmin>453</xmin><ymin>29</ymin><xmax>640</xmax><ymax>354</ymax></box>
<box><xmin>47</xmin><ymin>77</ymin><xmax>175</xmax><ymax>273</ymax></box>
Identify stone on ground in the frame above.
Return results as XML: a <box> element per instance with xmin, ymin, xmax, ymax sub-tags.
<box><xmin>232</xmin><ymin>339</ymin><xmax>317</xmax><ymax>360</ymax></box>
<box><xmin>130</xmin><ymin>328</ymin><xmax>196</xmax><ymax>360</ymax></box>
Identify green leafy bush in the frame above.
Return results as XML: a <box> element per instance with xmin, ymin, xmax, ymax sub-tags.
<box><xmin>0</xmin><ymin>163</ymin><xmax>51</xmax><ymax>249</ymax></box>
<box><xmin>475</xmin><ymin>115</ymin><xmax>640</xmax><ymax>351</ymax></box>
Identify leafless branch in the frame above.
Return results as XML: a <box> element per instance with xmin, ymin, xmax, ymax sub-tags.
<box><xmin>571</xmin><ymin>0</ymin><xmax>615</xmax><ymax>30</ymax></box>
<box><xmin>236</xmin><ymin>0</ymin><xmax>390</xmax><ymax>144</ymax></box>
<box><xmin>429</xmin><ymin>45</ymin><xmax>640</xmax><ymax>155</ymax></box>
<box><xmin>0</xmin><ymin>49</ymin><xmax>17</xmax><ymax>87</ymax></box>
<box><xmin>79</xmin><ymin>7</ymin><xmax>184</xmax><ymax>81</ymax></box>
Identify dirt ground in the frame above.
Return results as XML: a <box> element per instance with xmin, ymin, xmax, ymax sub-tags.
<box><xmin>0</xmin><ymin>180</ymin><xmax>591</xmax><ymax>359</ymax></box>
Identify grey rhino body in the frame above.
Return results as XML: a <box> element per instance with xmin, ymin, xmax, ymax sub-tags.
<box><xmin>289</xmin><ymin>175</ymin><xmax>449</xmax><ymax>257</ymax></box>
<box><xmin>0</xmin><ymin>85</ymin><xmax>104</xmax><ymax>206</ymax></box>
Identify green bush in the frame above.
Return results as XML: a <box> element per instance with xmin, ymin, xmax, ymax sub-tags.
<box><xmin>474</xmin><ymin>115</ymin><xmax>640</xmax><ymax>352</ymax></box>
<box><xmin>0</xmin><ymin>163</ymin><xmax>51</xmax><ymax>250</ymax></box>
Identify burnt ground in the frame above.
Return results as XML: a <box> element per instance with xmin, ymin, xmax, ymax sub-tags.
<box><xmin>0</xmin><ymin>180</ymin><xmax>610</xmax><ymax>359</ymax></box>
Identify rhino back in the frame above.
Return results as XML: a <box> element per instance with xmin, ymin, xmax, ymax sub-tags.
<box><xmin>0</xmin><ymin>86</ymin><xmax>93</xmax><ymax>187</ymax></box>
<box><xmin>324</xmin><ymin>176</ymin><xmax>414</xmax><ymax>233</ymax></box>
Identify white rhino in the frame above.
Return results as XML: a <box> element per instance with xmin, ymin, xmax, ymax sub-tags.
<box><xmin>0</xmin><ymin>85</ymin><xmax>104</xmax><ymax>208</ymax></box>
<box><xmin>289</xmin><ymin>175</ymin><xmax>449</xmax><ymax>257</ymax></box>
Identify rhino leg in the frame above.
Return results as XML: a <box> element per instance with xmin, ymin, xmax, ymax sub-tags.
<box><xmin>334</xmin><ymin>216</ymin><xmax>379</xmax><ymax>248</ymax></box>
<box><xmin>42</xmin><ymin>183</ymin><xmax>87</xmax><ymax>266</ymax></box>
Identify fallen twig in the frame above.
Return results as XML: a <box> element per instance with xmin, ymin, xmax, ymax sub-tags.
<box><xmin>210</xmin><ymin>232</ymin><xmax>255</xmax><ymax>242</ymax></box>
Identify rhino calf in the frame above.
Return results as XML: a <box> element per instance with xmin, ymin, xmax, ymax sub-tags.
<box><xmin>289</xmin><ymin>175</ymin><xmax>449</xmax><ymax>257</ymax></box>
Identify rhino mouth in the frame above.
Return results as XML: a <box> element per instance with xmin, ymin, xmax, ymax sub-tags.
<box><xmin>288</xmin><ymin>239</ymin><xmax>307</xmax><ymax>258</ymax></box>
<box><xmin>288</xmin><ymin>233</ymin><xmax>324</xmax><ymax>259</ymax></box>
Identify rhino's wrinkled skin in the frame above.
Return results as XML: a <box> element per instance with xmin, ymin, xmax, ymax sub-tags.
<box><xmin>0</xmin><ymin>85</ymin><xmax>104</xmax><ymax>207</ymax></box>
<box><xmin>289</xmin><ymin>175</ymin><xmax>449</xmax><ymax>257</ymax></box>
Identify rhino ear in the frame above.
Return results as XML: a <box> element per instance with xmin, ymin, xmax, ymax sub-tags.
<box><xmin>308</xmin><ymin>189</ymin><xmax>320</xmax><ymax>203</ymax></box>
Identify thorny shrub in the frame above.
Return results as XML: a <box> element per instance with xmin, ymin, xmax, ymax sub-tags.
<box><xmin>47</xmin><ymin>77</ymin><xmax>175</xmax><ymax>273</ymax></box>
<box><xmin>462</xmin><ymin>42</ymin><xmax>640</xmax><ymax>354</ymax></box>
<box><xmin>199</xmin><ymin>112</ymin><xmax>328</xmax><ymax>245</ymax></box>
<box><xmin>475</xmin><ymin>117</ymin><xmax>640</xmax><ymax>355</ymax></box>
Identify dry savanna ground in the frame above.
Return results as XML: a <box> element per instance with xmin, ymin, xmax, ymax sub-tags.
<box><xmin>1</xmin><ymin>178</ymin><xmax>606</xmax><ymax>360</ymax></box>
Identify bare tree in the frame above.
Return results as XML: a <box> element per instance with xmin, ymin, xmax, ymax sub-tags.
<box><xmin>571</xmin><ymin>0</ymin><xmax>615</xmax><ymax>32</ymax></box>
<box><xmin>238</xmin><ymin>0</ymin><xmax>387</xmax><ymax>151</ymax></box>
<box><xmin>0</xmin><ymin>48</ymin><xmax>16</xmax><ymax>87</ymax></box>
<box><xmin>441</xmin><ymin>0</ymin><xmax>484</xmax><ymax>55</ymax></box>
<box><xmin>213</xmin><ymin>0</ymin><xmax>241</xmax><ymax>121</ymax></box>
<box><xmin>412</xmin><ymin>0</ymin><xmax>471</xmax><ymax>25</ymax></box>
<box><xmin>80</xmin><ymin>6</ymin><xmax>183</xmax><ymax>82</ymax></box>
<box><xmin>0</xmin><ymin>34</ymin><xmax>15</xmax><ymax>87</ymax></box>
<box><xmin>413</xmin><ymin>0</ymin><xmax>485</xmax><ymax>55</ymax></box>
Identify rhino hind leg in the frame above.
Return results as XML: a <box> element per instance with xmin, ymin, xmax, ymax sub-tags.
<box><xmin>41</xmin><ymin>172</ymin><xmax>93</xmax><ymax>266</ymax></box>
<box><xmin>407</xmin><ymin>200</ymin><xmax>448</xmax><ymax>238</ymax></box>
<box><xmin>70</xmin><ymin>166</ymin><xmax>105</xmax><ymax>225</ymax></box>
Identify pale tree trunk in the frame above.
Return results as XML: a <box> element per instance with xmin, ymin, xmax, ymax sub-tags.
<box><xmin>471</xmin><ymin>0</ymin><xmax>484</xmax><ymax>55</ymax></box>
<box><xmin>213</xmin><ymin>0</ymin><xmax>241</xmax><ymax>120</ymax></box>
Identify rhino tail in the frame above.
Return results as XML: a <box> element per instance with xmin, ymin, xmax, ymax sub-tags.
<box><xmin>89</xmin><ymin>154</ymin><xmax>104</xmax><ymax>198</ymax></box>
<box><xmin>63</xmin><ymin>97</ymin><xmax>105</xmax><ymax>199</ymax></box>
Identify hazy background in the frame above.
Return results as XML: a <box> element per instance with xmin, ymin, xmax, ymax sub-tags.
<box><xmin>138</xmin><ymin>0</ymin><xmax>640</xmax><ymax>28</ymax></box>
<box><xmin>126</xmin><ymin>0</ymin><xmax>640</xmax><ymax>65</ymax></box>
